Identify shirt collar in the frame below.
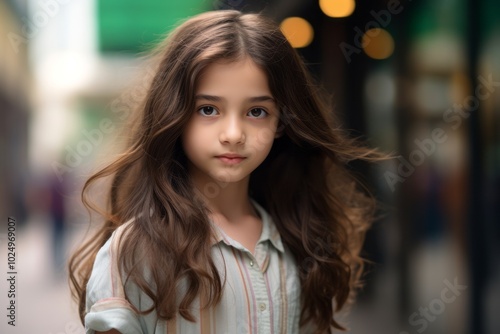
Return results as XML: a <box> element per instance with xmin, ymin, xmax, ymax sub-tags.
<box><xmin>211</xmin><ymin>198</ymin><xmax>285</xmax><ymax>253</ymax></box>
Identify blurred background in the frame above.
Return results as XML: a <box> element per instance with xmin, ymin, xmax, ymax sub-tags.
<box><xmin>0</xmin><ymin>0</ymin><xmax>499</xmax><ymax>333</ymax></box>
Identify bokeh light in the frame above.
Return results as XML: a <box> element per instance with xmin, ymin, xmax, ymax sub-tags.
<box><xmin>362</xmin><ymin>28</ymin><xmax>395</xmax><ymax>59</ymax></box>
<box><xmin>319</xmin><ymin>0</ymin><xmax>356</xmax><ymax>18</ymax></box>
<box><xmin>280</xmin><ymin>17</ymin><xmax>314</xmax><ymax>48</ymax></box>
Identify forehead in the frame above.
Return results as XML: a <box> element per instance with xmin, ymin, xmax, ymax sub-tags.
<box><xmin>195</xmin><ymin>58</ymin><xmax>271</xmax><ymax>96</ymax></box>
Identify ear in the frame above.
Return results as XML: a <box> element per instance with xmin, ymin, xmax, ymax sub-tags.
<box><xmin>274</xmin><ymin>125</ymin><xmax>285</xmax><ymax>138</ymax></box>
<box><xmin>274</xmin><ymin>111</ymin><xmax>286</xmax><ymax>139</ymax></box>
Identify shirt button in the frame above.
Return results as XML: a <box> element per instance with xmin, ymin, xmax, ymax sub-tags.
<box><xmin>249</xmin><ymin>260</ymin><xmax>254</xmax><ymax>267</ymax></box>
<box><xmin>259</xmin><ymin>303</ymin><xmax>266</xmax><ymax>311</ymax></box>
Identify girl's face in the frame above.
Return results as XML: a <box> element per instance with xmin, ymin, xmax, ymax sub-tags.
<box><xmin>182</xmin><ymin>57</ymin><xmax>280</xmax><ymax>187</ymax></box>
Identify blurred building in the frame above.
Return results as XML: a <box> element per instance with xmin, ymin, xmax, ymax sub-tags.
<box><xmin>0</xmin><ymin>0</ymin><xmax>31</xmax><ymax>224</ymax></box>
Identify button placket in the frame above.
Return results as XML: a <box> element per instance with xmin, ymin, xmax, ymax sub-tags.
<box><xmin>245</xmin><ymin>248</ymin><xmax>271</xmax><ymax>333</ymax></box>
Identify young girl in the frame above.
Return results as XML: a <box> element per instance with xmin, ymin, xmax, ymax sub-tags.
<box><xmin>69</xmin><ymin>10</ymin><xmax>378</xmax><ymax>334</ymax></box>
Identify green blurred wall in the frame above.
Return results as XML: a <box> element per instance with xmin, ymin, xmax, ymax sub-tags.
<box><xmin>97</xmin><ymin>0</ymin><xmax>210</xmax><ymax>54</ymax></box>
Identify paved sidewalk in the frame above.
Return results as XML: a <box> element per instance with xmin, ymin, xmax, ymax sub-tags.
<box><xmin>0</xmin><ymin>218</ymin><xmax>84</xmax><ymax>334</ymax></box>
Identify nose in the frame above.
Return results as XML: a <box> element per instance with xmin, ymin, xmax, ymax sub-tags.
<box><xmin>219</xmin><ymin>114</ymin><xmax>245</xmax><ymax>145</ymax></box>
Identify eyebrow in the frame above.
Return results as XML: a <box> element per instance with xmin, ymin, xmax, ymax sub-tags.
<box><xmin>195</xmin><ymin>94</ymin><xmax>275</xmax><ymax>103</ymax></box>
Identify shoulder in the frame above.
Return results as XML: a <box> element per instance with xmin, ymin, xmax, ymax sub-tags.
<box><xmin>86</xmin><ymin>219</ymin><xmax>135</xmax><ymax>301</ymax></box>
<box><xmin>85</xmin><ymin>219</ymin><xmax>148</xmax><ymax>333</ymax></box>
<box><xmin>89</xmin><ymin>219</ymin><xmax>135</xmax><ymax>281</ymax></box>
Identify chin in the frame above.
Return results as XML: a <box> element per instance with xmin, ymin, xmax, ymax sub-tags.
<box><xmin>210</xmin><ymin>171</ymin><xmax>249</xmax><ymax>184</ymax></box>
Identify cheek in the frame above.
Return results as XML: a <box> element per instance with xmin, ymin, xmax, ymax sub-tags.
<box><xmin>249</xmin><ymin>123</ymin><xmax>277</xmax><ymax>155</ymax></box>
<box><xmin>256</xmin><ymin>127</ymin><xmax>276</xmax><ymax>146</ymax></box>
<box><xmin>182</xmin><ymin>124</ymin><xmax>211</xmax><ymax>158</ymax></box>
<box><xmin>250</xmin><ymin>129</ymin><xmax>275</xmax><ymax>162</ymax></box>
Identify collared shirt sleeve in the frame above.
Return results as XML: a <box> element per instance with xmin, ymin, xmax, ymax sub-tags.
<box><xmin>85</xmin><ymin>230</ymin><xmax>144</xmax><ymax>334</ymax></box>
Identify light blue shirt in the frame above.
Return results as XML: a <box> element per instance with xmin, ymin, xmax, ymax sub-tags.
<box><xmin>85</xmin><ymin>200</ymin><xmax>314</xmax><ymax>333</ymax></box>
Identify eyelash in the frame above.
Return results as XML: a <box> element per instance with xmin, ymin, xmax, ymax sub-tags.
<box><xmin>197</xmin><ymin>106</ymin><xmax>269</xmax><ymax>119</ymax></box>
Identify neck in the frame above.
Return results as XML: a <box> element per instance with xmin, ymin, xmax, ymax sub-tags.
<box><xmin>190</xmin><ymin>171</ymin><xmax>256</xmax><ymax>223</ymax></box>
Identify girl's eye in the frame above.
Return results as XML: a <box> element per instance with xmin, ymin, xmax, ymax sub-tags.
<box><xmin>198</xmin><ymin>106</ymin><xmax>218</xmax><ymax>116</ymax></box>
<box><xmin>248</xmin><ymin>108</ymin><xmax>268</xmax><ymax>118</ymax></box>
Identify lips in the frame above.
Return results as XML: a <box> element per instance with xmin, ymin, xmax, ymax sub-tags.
<box><xmin>217</xmin><ymin>153</ymin><xmax>245</xmax><ymax>159</ymax></box>
<box><xmin>216</xmin><ymin>153</ymin><xmax>246</xmax><ymax>164</ymax></box>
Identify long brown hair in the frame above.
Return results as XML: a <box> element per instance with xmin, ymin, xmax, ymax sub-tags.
<box><xmin>69</xmin><ymin>10</ymin><xmax>379</xmax><ymax>333</ymax></box>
